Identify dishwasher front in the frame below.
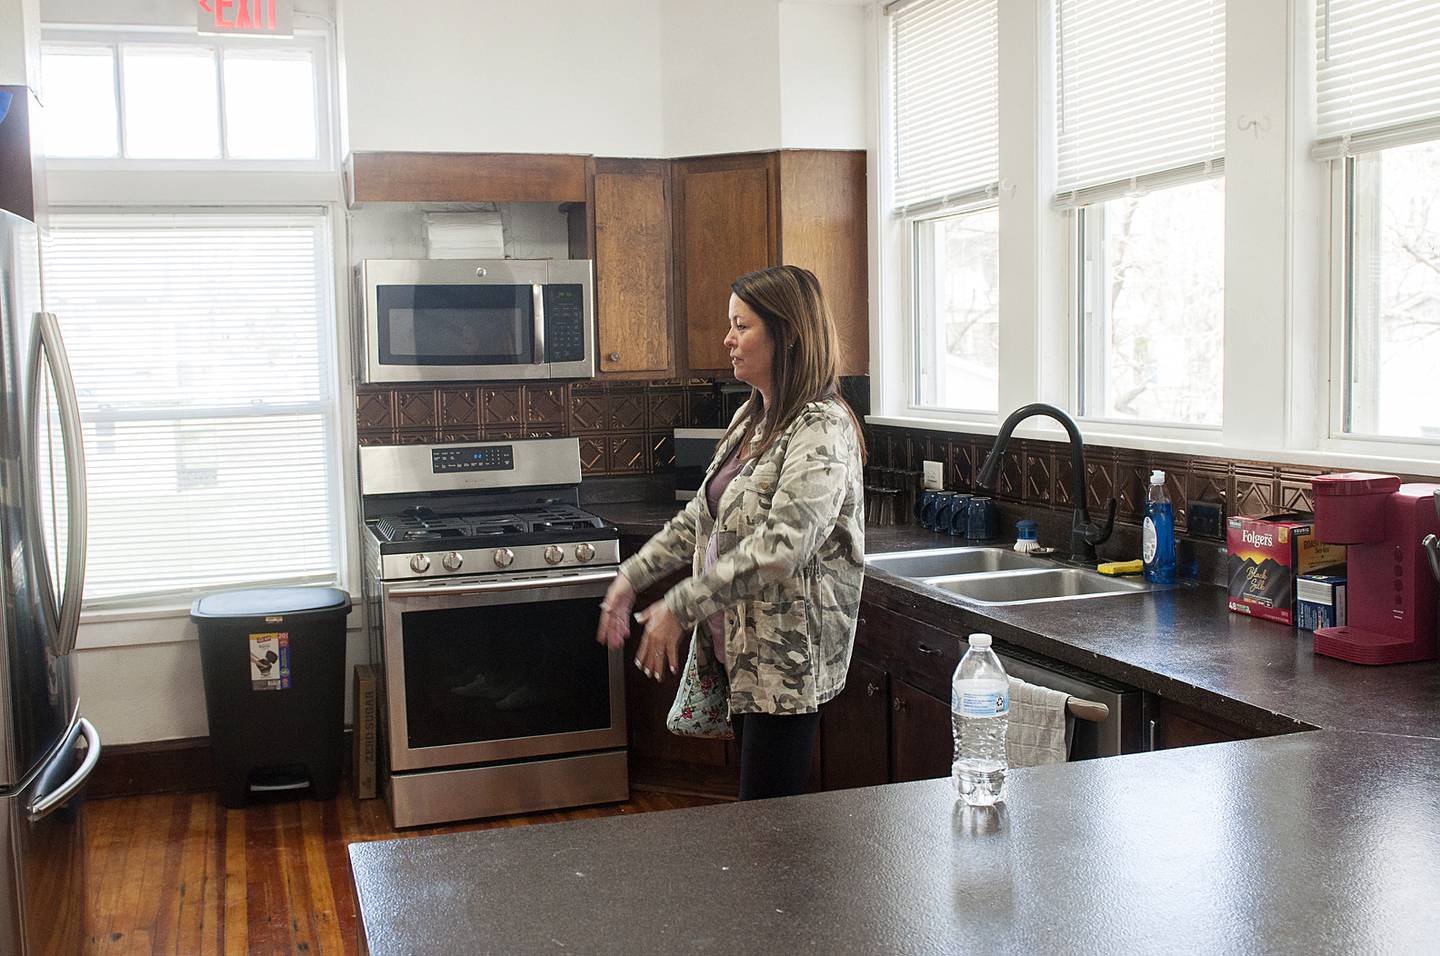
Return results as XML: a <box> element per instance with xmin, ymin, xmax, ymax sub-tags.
<box><xmin>996</xmin><ymin>648</ymin><xmax>1145</xmax><ymax>759</ymax></box>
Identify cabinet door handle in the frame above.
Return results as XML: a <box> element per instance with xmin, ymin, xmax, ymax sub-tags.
<box><xmin>916</xmin><ymin>643</ymin><xmax>940</xmax><ymax>656</ymax></box>
<box><xmin>857</xmin><ymin>617</ymin><xmax>867</xmax><ymax>627</ymax></box>
<box><xmin>866</xmin><ymin>682</ymin><xmax>880</xmax><ymax>698</ymax></box>
<box><xmin>1148</xmin><ymin>719</ymin><xmax>1159</xmax><ymax>751</ymax></box>
<box><xmin>608</xmin><ymin>351</ymin><xmax>621</xmax><ymax>362</ymax></box>
<box><xmin>892</xmin><ymin>696</ymin><xmax>905</xmax><ymax>712</ymax></box>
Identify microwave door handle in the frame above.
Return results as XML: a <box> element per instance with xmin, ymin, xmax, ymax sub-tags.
<box><xmin>532</xmin><ymin>284</ymin><xmax>546</xmax><ymax>365</ymax></box>
<box><xmin>27</xmin><ymin>311</ymin><xmax>89</xmax><ymax>657</ymax></box>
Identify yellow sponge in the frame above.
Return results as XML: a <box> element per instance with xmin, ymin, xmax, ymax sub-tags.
<box><xmin>1097</xmin><ymin>559</ymin><xmax>1144</xmax><ymax>576</ymax></box>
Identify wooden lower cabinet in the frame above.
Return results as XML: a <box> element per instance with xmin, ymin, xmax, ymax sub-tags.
<box><xmin>819</xmin><ymin>657</ymin><xmax>890</xmax><ymax>790</ymax></box>
<box><xmin>1152</xmin><ymin>698</ymin><xmax>1257</xmax><ymax>750</ymax></box>
<box><xmin>889</xmin><ymin>680</ymin><xmax>954</xmax><ymax>783</ymax></box>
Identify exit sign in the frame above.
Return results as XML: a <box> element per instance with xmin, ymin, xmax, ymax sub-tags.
<box><xmin>197</xmin><ymin>0</ymin><xmax>294</xmax><ymax>37</ymax></box>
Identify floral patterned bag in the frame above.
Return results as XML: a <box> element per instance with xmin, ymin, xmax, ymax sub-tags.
<box><xmin>666</xmin><ymin>624</ymin><xmax>733</xmax><ymax>739</ymax></box>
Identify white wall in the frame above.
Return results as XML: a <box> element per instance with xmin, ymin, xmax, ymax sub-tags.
<box><xmin>339</xmin><ymin>0</ymin><xmax>867</xmax><ymax>158</ymax></box>
<box><xmin>659</xmin><ymin>0</ymin><xmax>782</xmax><ymax>156</ymax></box>
<box><xmin>778</xmin><ymin>1</ymin><xmax>867</xmax><ymax>149</ymax></box>
<box><xmin>0</xmin><ymin>0</ymin><xmax>41</xmax><ymax>86</ymax></box>
<box><xmin>340</xmin><ymin>0</ymin><xmax>666</xmax><ymax>156</ymax></box>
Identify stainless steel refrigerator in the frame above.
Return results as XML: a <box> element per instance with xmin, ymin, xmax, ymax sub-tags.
<box><xmin>0</xmin><ymin>207</ymin><xmax>99</xmax><ymax>953</ymax></box>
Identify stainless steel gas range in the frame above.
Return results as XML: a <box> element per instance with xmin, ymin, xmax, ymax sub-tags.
<box><xmin>359</xmin><ymin>438</ymin><xmax>628</xmax><ymax>828</ymax></box>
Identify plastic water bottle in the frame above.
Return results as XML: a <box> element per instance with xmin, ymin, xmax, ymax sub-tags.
<box><xmin>951</xmin><ymin>633</ymin><xmax>1009</xmax><ymax>806</ymax></box>
<box><xmin>1142</xmin><ymin>469</ymin><xmax>1176</xmax><ymax>585</ymax></box>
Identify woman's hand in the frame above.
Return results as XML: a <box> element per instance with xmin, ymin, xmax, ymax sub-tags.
<box><xmin>633</xmin><ymin>599</ymin><xmax>683</xmax><ymax>681</ymax></box>
<box><xmin>595</xmin><ymin>574</ymin><xmax>636</xmax><ymax>651</ymax></box>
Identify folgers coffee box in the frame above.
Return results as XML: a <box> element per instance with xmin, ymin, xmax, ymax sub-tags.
<box><xmin>1226</xmin><ymin>514</ymin><xmax>1347</xmax><ymax>625</ymax></box>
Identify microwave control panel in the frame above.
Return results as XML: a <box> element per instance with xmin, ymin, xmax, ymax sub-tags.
<box><xmin>431</xmin><ymin>445</ymin><xmax>515</xmax><ymax>474</ymax></box>
<box><xmin>543</xmin><ymin>284</ymin><xmax>586</xmax><ymax>363</ymax></box>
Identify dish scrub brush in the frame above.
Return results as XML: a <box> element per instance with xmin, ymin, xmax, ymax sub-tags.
<box><xmin>1013</xmin><ymin>519</ymin><xmax>1040</xmax><ymax>553</ymax></box>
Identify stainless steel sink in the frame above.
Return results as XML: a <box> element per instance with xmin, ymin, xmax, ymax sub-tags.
<box><xmin>922</xmin><ymin>568</ymin><xmax>1155</xmax><ymax>606</ymax></box>
<box><xmin>865</xmin><ymin>547</ymin><xmax>1050</xmax><ymax>578</ymax></box>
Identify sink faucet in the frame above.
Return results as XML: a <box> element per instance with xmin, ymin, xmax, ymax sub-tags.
<box><xmin>973</xmin><ymin>403</ymin><xmax>1116</xmax><ymax>564</ymax></box>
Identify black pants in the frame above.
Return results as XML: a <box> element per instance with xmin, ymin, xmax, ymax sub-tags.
<box><xmin>732</xmin><ymin>710</ymin><xmax>822</xmax><ymax>801</ymax></box>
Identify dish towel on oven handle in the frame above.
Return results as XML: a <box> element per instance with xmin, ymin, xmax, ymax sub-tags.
<box><xmin>666</xmin><ymin>619</ymin><xmax>733</xmax><ymax>739</ymax></box>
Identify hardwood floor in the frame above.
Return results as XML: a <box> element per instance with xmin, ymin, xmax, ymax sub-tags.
<box><xmin>82</xmin><ymin>787</ymin><xmax>721</xmax><ymax>954</ymax></box>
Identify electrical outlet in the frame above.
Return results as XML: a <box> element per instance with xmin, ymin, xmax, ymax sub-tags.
<box><xmin>922</xmin><ymin>460</ymin><xmax>944</xmax><ymax>490</ymax></box>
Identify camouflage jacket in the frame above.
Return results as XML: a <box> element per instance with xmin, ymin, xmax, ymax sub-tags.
<box><xmin>618</xmin><ymin>399</ymin><xmax>865</xmax><ymax>715</ymax></box>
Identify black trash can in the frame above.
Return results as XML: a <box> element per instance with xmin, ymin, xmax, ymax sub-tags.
<box><xmin>191</xmin><ymin>587</ymin><xmax>352</xmax><ymax>808</ymax></box>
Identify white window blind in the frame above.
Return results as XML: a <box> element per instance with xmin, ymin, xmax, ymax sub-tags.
<box><xmin>42</xmin><ymin>212</ymin><xmax>342</xmax><ymax>607</ymax></box>
<box><xmin>1314</xmin><ymin>0</ymin><xmax>1440</xmax><ymax>159</ymax></box>
<box><xmin>1054</xmin><ymin>0</ymin><xmax>1225</xmax><ymax>207</ymax></box>
<box><xmin>889</xmin><ymin>0</ymin><xmax>998</xmax><ymax>212</ymax></box>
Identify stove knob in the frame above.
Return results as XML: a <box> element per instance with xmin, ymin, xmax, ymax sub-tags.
<box><xmin>544</xmin><ymin>545</ymin><xmax>565</xmax><ymax>565</ymax></box>
<box><xmin>575</xmin><ymin>543</ymin><xmax>596</xmax><ymax>563</ymax></box>
<box><xmin>493</xmin><ymin>548</ymin><xmax>515</xmax><ymax>569</ymax></box>
<box><xmin>409</xmin><ymin>553</ymin><xmax>431</xmax><ymax>574</ymax></box>
<box><xmin>442</xmin><ymin>551</ymin><xmax>464</xmax><ymax>572</ymax></box>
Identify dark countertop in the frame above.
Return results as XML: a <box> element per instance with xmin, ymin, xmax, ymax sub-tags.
<box><xmin>351</xmin><ymin>730</ymin><xmax>1440</xmax><ymax>955</ymax></box>
<box><xmin>596</xmin><ymin>500</ymin><xmax>688</xmax><ymax>537</ymax></box>
<box><xmin>591</xmin><ymin>506</ymin><xmax>1440</xmax><ymax>740</ymax></box>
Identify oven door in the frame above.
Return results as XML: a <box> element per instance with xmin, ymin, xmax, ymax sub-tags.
<box><xmin>380</xmin><ymin>568</ymin><xmax>626</xmax><ymax>772</ymax></box>
<box><xmin>362</xmin><ymin>259</ymin><xmax>549</xmax><ymax>383</ymax></box>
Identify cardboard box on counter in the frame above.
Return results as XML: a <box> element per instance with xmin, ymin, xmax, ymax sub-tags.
<box><xmin>1227</xmin><ymin>514</ymin><xmax>1347</xmax><ymax>626</ymax></box>
<box><xmin>1296</xmin><ymin>570</ymin><xmax>1348</xmax><ymax>632</ymax></box>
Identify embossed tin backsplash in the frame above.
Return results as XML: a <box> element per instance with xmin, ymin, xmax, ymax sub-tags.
<box><xmin>357</xmin><ymin>381</ymin><xmax>733</xmax><ymax>476</ymax></box>
<box><xmin>357</xmin><ymin>375</ymin><xmax>872</xmax><ymax>478</ymax></box>
<box><xmin>863</xmin><ymin>422</ymin><xmax>1431</xmax><ymax>536</ymax></box>
<box><xmin>357</xmin><ymin>377</ymin><xmax>1413</xmax><ymax>511</ymax></box>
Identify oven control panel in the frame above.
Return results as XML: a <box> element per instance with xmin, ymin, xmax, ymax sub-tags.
<box><xmin>431</xmin><ymin>445</ymin><xmax>515</xmax><ymax>474</ymax></box>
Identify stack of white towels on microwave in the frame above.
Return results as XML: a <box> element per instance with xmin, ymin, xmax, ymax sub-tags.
<box><xmin>425</xmin><ymin>211</ymin><xmax>504</xmax><ymax>259</ymax></box>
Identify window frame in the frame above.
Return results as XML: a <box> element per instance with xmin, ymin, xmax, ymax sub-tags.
<box><xmin>1070</xmin><ymin>182</ymin><xmax>1226</xmax><ymax>436</ymax></box>
<box><xmin>45</xmin><ymin>206</ymin><xmax>350</xmax><ymax>613</ymax></box>
<box><xmin>41</xmin><ymin>25</ymin><xmax>336</xmax><ymax>173</ymax></box>
<box><xmin>39</xmin><ymin>16</ymin><xmax>359</xmax><ymax>628</ymax></box>
<box><xmin>907</xmin><ymin>196</ymin><xmax>1002</xmax><ymax>419</ymax></box>
<box><xmin>870</xmin><ymin>0</ymin><xmax>1440</xmax><ymax>475</ymax></box>
<box><xmin>1324</xmin><ymin>151</ymin><xmax>1440</xmax><ymax>455</ymax></box>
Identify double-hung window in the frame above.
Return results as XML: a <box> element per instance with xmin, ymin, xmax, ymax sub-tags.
<box><xmin>1056</xmin><ymin>0</ymin><xmax>1226</xmax><ymax>428</ymax></box>
<box><xmin>38</xmin><ymin>26</ymin><xmax>345</xmax><ymax>611</ymax></box>
<box><xmin>1317</xmin><ymin>0</ymin><xmax>1440</xmax><ymax>442</ymax></box>
<box><xmin>891</xmin><ymin>0</ymin><xmax>1000</xmax><ymax>414</ymax></box>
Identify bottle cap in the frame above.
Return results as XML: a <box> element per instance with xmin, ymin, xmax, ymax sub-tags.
<box><xmin>968</xmin><ymin>633</ymin><xmax>992</xmax><ymax>648</ymax></box>
<box><xmin>1150</xmin><ymin>470</ymin><xmax>1165</xmax><ymax>485</ymax></box>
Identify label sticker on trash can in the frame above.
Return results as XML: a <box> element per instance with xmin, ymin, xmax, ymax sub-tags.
<box><xmin>249</xmin><ymin>632</ymin><xmax>291</xmax><ymax>690</ymax></box>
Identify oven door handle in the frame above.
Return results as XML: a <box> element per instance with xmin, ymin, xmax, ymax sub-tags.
<box><xmin>387</xmin><ymin>568</ymin><xmax>618</xmax><ymax>598</ymax></box>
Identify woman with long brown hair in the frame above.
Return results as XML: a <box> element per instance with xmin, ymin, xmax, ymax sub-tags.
<box><xmin>595</xmin><ymin>265</ymin><xmax>866</xmax><ymax>799</ymax></box>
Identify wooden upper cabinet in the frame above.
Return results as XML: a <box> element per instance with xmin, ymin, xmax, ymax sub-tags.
<box><xmin>345</xmin><ymin>152</ymin><xmax>589</xmax><ymax>205</ymax></box>
<box><xmin>777</xmin><ymin>150</ymin><xmax>869</xmax><ymax>377</ymax></box>
<box><xmin>672</xmin><ymin>150</ymin><xmax>868</xmax><ymax>378</ymax></box>
<box><xmin>675</xmin><ymin>155</ymin><xmax>777</xmax><ymax>374</ymax></box>
<box><xmin>592</xmin><ymin>159</ymin><xmax>672</xmax><ymax>376</ymax></box>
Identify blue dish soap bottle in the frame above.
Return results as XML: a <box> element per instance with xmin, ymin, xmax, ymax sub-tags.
<box><xmin>1142</xmin><ymin>470</ymin><xmax>1176</xmax><ymax>584</ymax></box>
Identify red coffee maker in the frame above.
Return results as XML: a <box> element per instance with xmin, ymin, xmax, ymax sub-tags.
<box><xmin>1311</xmin><ymin>473</ymin><xmax>1440</xmax><ymax>665</ymax></box>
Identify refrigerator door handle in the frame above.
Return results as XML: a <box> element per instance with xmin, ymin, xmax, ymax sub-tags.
<box><xmin>27</xmin><ymin>718</ymin><xmax>101</xmax><ymax>821</ymax></box>
<box><xmin>28</xmin><ymin>310</ymin><xmax>89</xmax><ymax>657</ymax></box>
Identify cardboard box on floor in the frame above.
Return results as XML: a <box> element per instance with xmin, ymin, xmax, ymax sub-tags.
<box><xmin>353</xmin><ymin>664</ymin><xmax>378</xmax><ymax>800</ymax></box>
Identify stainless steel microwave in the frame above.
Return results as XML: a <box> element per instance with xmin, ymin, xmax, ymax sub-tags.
<box><xmin>357</xmin><ymin>258</ymin><xmax>594</xmax><ymax>383</ymax></box>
